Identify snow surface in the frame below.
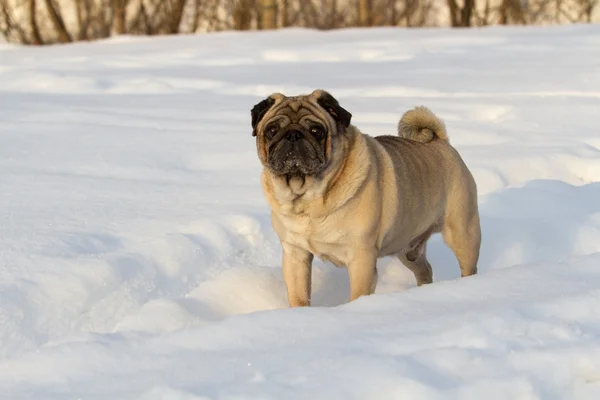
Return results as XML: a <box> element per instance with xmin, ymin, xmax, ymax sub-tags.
<box><xmin>1</xmin><ymin>25</ymin><xmax>600</xmax><ymax>399</ymax></box>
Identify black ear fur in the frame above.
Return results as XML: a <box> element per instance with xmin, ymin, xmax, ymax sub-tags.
<box><xmin>251</xmin><ymin>97</ymin><xmax>275</xmax><ymax>137</ymax></box>
<box><xmin>316</xmin><ymin>91</ymin><xmax>352</xmax><ymax>128</ymax></box>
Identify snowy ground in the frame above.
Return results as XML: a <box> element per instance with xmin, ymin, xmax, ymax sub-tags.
<box><xmin>1</xmin><ymin>24</ymin><xmax>600</xmax><ymax>399</ymax></box>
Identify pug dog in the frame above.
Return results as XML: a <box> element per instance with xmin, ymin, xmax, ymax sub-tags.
<box><xmin>251</xmin><ymin>89</ymin><xmax>481</xmax><ymax>307</ymax></box>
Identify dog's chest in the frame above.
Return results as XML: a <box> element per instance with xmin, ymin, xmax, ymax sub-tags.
<box><xmin>278</xmin><ymin>214</ymin><xmax>349</xmax><ymax>267</ymax></box>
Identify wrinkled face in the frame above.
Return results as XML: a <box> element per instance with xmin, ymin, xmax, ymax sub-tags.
<box><xmin>251</xmin><ymin>89</ymin><xmax>352</xmax><ymax>177</ymax></box>
<box><xmin>262</xmin><ymin>103</ymin><xmax>329</xmax><ymax>176</ymax></box>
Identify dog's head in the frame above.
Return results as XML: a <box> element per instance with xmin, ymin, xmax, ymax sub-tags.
<box><xmin>251</xmin><ymin>89</ymin><xmax>352</xmax><ymax>178</ymax></box>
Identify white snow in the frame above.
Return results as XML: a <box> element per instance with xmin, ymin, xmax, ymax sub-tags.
<box><xmin>1</xmin><ymin>25</ymin><xmax>600</xmax><ymax>399</ymax></box>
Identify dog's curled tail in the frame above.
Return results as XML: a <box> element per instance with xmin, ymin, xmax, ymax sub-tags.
<box><xmin>397</xmin><ymin>106</ymin><xmax>448</xmax><ymax>143</ymax></box>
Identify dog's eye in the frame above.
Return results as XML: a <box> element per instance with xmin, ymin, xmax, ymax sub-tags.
<box><xmin>310</xmin><ymin>126</ymin><xmax>325</xmax><ymax>140</ymax></box>
<box><xmin>265</xmin><ymin>125</ymin><xmax>278</xmax><ymax>140</ymax></box>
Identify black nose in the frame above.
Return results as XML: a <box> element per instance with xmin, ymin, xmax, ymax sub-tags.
<box><xmin>285</xmin><ymin>130</ymin><xmax>302</xmax><ymax>142</ymax></box>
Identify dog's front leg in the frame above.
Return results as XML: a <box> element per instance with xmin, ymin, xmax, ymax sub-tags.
<box><xmin>348</xmin><ymin>248</ymin><xmax>378</xmax><ymax>302</ymax></box>
<box><xmin>281</xmin><ymin>242</ymin><xmax>314</xmax><ymax>307</ymax></box>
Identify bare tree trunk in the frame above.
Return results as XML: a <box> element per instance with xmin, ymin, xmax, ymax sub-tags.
<box><xmin>233</xmin><ymin>0</ymin><xmax>253</xmax><ymax>30</ymax></box>
<box><xmin>1</xmin><ymin>0</ymin><xmax>30</xmax><ymax>43</ymax></box>
<box><xmin>326</xmin><ymin>0</ymin><xmax>337</xmax><ymax>28</ymax></box>
<box><xmin>582</xmin><ymin>0</ymin><xmax>597</xmax><ymax>22</ymax></box>
<box><xmin>29</xmin><ymin>0</ymin><xmax>43</xmax><ymax>44</ymax></box>
<box><xmin>358</xmin><ymin>0</ymin><xmax>372</xmax><ymax>26</ymax></box>
<box><xmin>43</xmin><ymin>0</ymin><xmax>71</xmax><ymax>42</ymax></box>
<box><xmin>510</xmin><ymin>0</ymin><xmax>526</xmax><ymax>23</ymax></box>
<box><xmin>385</xmin><ymin>0</ymin><xmax>396</xmax><ymax>25</ymax></box>
<box><xmin>190</xmin><ymin>0</ymin><xmax>201</xmax><ymax>32</ymax></box>
<box><xmin>446</xmin><ymin>0</ymin><xmax>475</xmax><ymax>26</ymax></box>
<box><xmin>168</xmin><ymin>0</ymin><xmax>187</xmax><ymax>33</ymax></box>
<box><xmin>379</xmin><ymin>0</ymin><xmax>394</xmax><ymax>25</ymax></box>
<box><xmin>205</xmin><ymin>0</ymin><xmax>220</xmax><ymax>31</ymax></box>
<box><xmin>287</xmin><ymin>0</ymin><xmax>302</xmax><ymax>26</ymax></box>
<box><xmin>481</xmin><ymin>0</ymin><xmax>491</xmax><ymax>25</ymax></box>
<box><xmin>139</xmin><ymin>1</ymin><xmax>152</xmax><ymax>34</ymax></box>
<box><xmin>127</xmin><ymin>0</ymin><xmax>143</xmax><ymax>33</ymax></box>
<box><xmin>112</xmin><ymin>0</ymin><xmax>127</xmax><ymax>34</ymax></box>
<box><xmin>404</xmin><ymin>0</ymin><xmax>418</xmax><ymax>26</ymax></box>
<box><xmin>446</xmin><ymin>0</ymin><xmax>459</xmax><ymax>25</ymax></box>
<box><xmin>461</xmin><ymin>0</ymin><xmax>474</xmax><ymax>26</ymax></box>
<box><xmin>497</xmin><ymin>0</ymin><xmax>527</xmax><ymax>24</ymax></box>
<box><xmin>302</xmin><ymin>0</ymin><xmax>320</xmax><ymax>28</ymax></box>
<box><xmin>149</xmin><ymin>0</ymin><xmax>169</xmax><ymax>33</ymax></box>
<box><xmin>261</xmin><ymin>0</ymin><xmax>277</xmax><ymax>29</ymax></box>
<box><xmin>281</xmin><ymin>0</ymin><xmax>289</xmax><ymax>26</ymax></box>
<box><xmin>420</xmin><ymin>0</ymin><xmax>436</xmax><ymax>26</ymax></box>
<box><xmin>74</xmin><ymin>0</ymin><xmax>89</xmax><ymax>40</ymax></box>
<box><xmin>87</xmin><ymin>0</ymin><xmax>111</xmax><ymax>38</ymax></box>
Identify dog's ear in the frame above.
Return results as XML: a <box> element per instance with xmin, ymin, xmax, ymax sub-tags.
<box><xmin>251</xmin><ymin>96</ymin><xmax>276</xmax><ymax>137</ymax></box>
<box><xmin>316</xmin><ymin>91</ymin><xmax>352</xmax><ymax>128</ymax></box>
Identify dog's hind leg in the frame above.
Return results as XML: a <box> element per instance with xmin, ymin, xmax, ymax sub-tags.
<box><xmin>398</xmin><ymin>240</ymin><xmax>433</xmax><ymax>286</ymax></box>
<box><xmin>441</xmin><ymin>199</ymin><xmax>481</xmax><ymax>278</ymax></box>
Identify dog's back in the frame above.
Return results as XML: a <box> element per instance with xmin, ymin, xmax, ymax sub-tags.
<box><xmin>370</xmin><ymin>106</ymin><xmax>481</xmax><ymax>280</ymax></box>
<box><xmin>375</xmin><ymin>105</ymin><xmax>472</xmax><ymax>192</ymax></box>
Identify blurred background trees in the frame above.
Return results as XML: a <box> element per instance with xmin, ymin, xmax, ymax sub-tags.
<box><xmin>1</xmin><ymin>0</ymin><xmax>598</xmax><ymax>45</ymax></box>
